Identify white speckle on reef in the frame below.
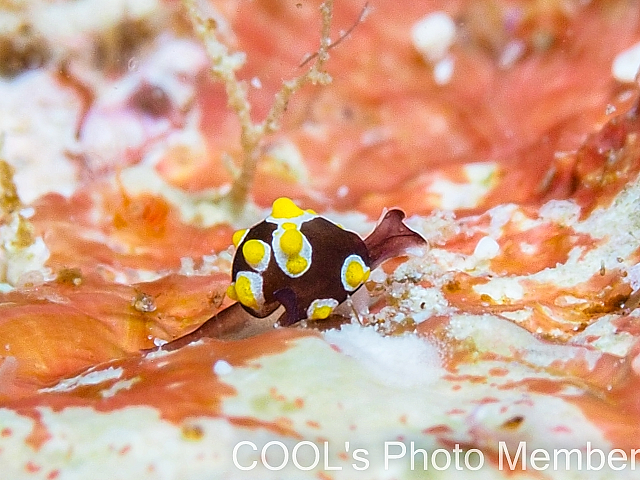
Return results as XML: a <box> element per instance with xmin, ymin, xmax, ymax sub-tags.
<box><xmin>433</xmin><ymin>55</ymin><xmax>454</xmax><ymax>85</ymax></box>
<box><xmin>324</xmin><ymin>324</ymin><xmax>443</xmax><ymax>387</ymax></box>
<box><xmin>474</xmin><ymin>278</ymin><xmax>525</xmax><ymax>303</ymax></box>
<box><xmin>101</xmin><ymin>378</ymin><xmax>139</xmax><ymax>398</ymax></box>
<box><xmin>180</xmin><ymin>256</ymin><xmax>195</xmax><ymax>275</ymax></box>
<box><xmin>499</xmin><ymin>40</ymin><xmax>525</xmax><ymax>69</ymax></box>
<box><xmin>429</xmin><ymin>162</ymin><xmax>497</xmax><ymax>210</ymax></box>
<box><xmin>411</xmin><ymin>11</ymin><xmax>456</xmax><ymax>63</ymax></box>
<box><xmin>250</xmin><ymin>76</ymin><xmax>262</xmax><ymax>89</ymax></box>
<box><xmin>539</xmin><ymin>199</ymin><xmax>581</xmax><ymax>226</ymax></box>
<box><xmin>213</xmin><ymin>360</ymin><xmax>233</xmax><ymax>376</ymax></box>
<box><xmin>19</xmin><ymin>207</ymin><xmax>35</xmax><ymax>219</ymax></box>
<box><xmin>612</xmin><ymin>40</ymin><xmax>640</xmax><ymax>82</ymax></box>
<box><xmin>39</xmin><ymin>367</ymin><xmax>124</xmax><ymax>393</ymax></box>
<box><xmin>473</xmin><ymin>236</ymin><xmax>500</xmax><ymax>260</ymax></box>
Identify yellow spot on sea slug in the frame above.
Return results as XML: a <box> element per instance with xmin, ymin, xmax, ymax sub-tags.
<box><xmin>307</xmin><ymin>298</ymin><xmax>338</xmax><ymax>320</ymax></box>
<box><xmin>232</xmin><ymin>229</ymin><xmax>247</xmax><ymax>248</ymax></box>
<box><xmin>235</xmin><ymin>275</ymin><xmax>258</xmax><ymax>309</ymax></box>
<box><xmin>345</xmin><ymin>259</ymin><xmax>369</xmax><ymax>289</ymax></box>
<box><xmin>226</xmin><ymin>283</ymin><xmax>238</xmax><ymax>301</ymax></box>
<box><xmin>280</xmin><ymin>229</ymin><xmax>303</xmax><ymax>256</ymax></box>
<box><xmin>243</xmin><ymin>239</ymin><xmax>266</xmax><ymax>267</ymax></box>
<box><xmin>310</xmin><ymin>305</ymin><xmax>333</xmax><ymax>320</ymax></box>
<box><xmin>286</xmin><ymin>256</ymin><xmax>308</xmax><ymax>276</ymax></box>
<box><xmin>271</xmin><ymin>197</ymin><xmax>304</xmax><ymax>219</ymax></box>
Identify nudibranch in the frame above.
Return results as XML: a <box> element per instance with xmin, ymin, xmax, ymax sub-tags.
<box><xmin>151</xmin><ymin>197</ymin><xmax>425</xmax><ymax>351</ymax></box>
<box><xmin>227</xmin><ymin>197</ymin><xmax>373</xmax><ymax>326</ymax></box>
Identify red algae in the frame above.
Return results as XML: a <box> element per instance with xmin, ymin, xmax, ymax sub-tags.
<box><xmin>317</xmin><ymin>471</ymin><xmax>335</xmax><ymax>480</ymax></box>
<box><xmin>573</xmin><ymin>97</ymin><xmax>640</xmax><ymax>217</ymax></box>
<box><xmin>0</xmin><ymin>304</ymin><xmax>127</xmax><ymax>388</ymax></box>
<box><xmin>3</xmin><ymin>1</ymin><xmax>640</xmax><ymax>474</ymax></box>
<box><xmin>422</xmin><ymin>424</ymin><xmax>454</xmax><ymax>435</ymax></box>
<box><xmin>25</xmin><ymin>461</ymin><xmax>40</xmax><ymax>473</ymax></box>
<box><xmin>563</xmin><ymin>352</ymin><xmax>640</xmax><ymax>451</ymax></box>
<box><xmin>447</xmin><ymin>409</ymin><xmax>466</xmax><ymax>415</ymax></box>
<box><xmin>23</xmin><ymin>410</ymin><xmax>51</xmax><ymax>451</ymax></box>
<box><xmin>441</xmin><ymin>269</ymin><xmax>630</xmax><ymax>338</ymax></box>
<box><xmin>379</xmin><ymin>255</ymin><xmax>411</xmax><ymax>275</ymax></box>
<box><xmin>519</xmin><ymin>271</ymin><xmax>631</xmax><ymax>335</ymax></box>
<box><xmin>441</xmin><ymin>273</ymin><xmax>491</xmax><ymax>313</ymax></box>
<box><xmin>4</xmin><ymin>328</ymin><xmax>318</xmax><ymax>426</ymax></box>
<box><xmin>490</xmin><ymin>349</ymin><xmax>640</xmax><ymax>451</ymax></box>
<box><xmin>490</xmin><ymin>223</ymin><xmax>596</xmax><ymax>276</ymax></box>
<box><xmin>31</xmin><ymin>188</ymin><xmax>234</xmax><ymax>273</ymax></box>
<box><xmin>176</xmin><ymin>0</ymin><xmax>640</xmax><ymax>216</ymax></box>
<box><xmin>438</xmin><ymin>204</ymin><xmax>596</xmax><ymax>276</ymax></box>
<box><xmin>0</xmin><ymin>273</ymin><xmax>231</xmax><ymax>393</ymax></box>
<box><xmin>473</xmin><ymin>397</ymin><xmax>500</xmax><ymax>405</ymax></box>
<box><xmin>613</xmin><ymin>315</ymin><xmax>640</xmax><ymax>336</ymax></box>
<box><xmin>443</xmin><ymin>374</ymin><xmax>487</xmax><ymax>384</ymax></box>
<box><xmin>225</xmin><ymin>416</ymin><xmax>302</xmax><ymax>439</ymax></box>
<box><xmin>441</xmin><ymin>230</ymin><xmax>489</xmax><ymax>256</ymax></box>
<box><xmin>498</xmin><ymin>378</ymin><xmax>564</xmax><ymax>396</ymax></box>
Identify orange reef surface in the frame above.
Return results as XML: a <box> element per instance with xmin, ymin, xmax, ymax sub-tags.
<box><xmin>2</xmin><ymin>0</ymin><xmax>640</xmax><ymax>478</ymax></box>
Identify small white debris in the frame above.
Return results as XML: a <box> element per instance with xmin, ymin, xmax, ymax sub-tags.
<box><xmin>40</xmin><ymin>367</ymin><xmax>124</xmax><ymax>393</ymax></box>
<box><xmin>19</xmin><ymin>207</ymin><xmax>35</xmax><ymax>218</ymax></box>
<box><xmin>360</xmin><ymin>127</ymin><xmax>389</xmax><ymax>147</ymax></box>
<box><xmin>250</xmin><ymin>76</ymin><xmax>262</xmax><ymax>89</ymax></box>
<box><xmin>612</xmin><ymin>41</ymin><xmax>640</xmax><ymax>83</ymax></box>
<box><xmin>143</xmin><ymin>348</ymin><xmax>172</xmax><ymax>360</ymax></box>
<box><xmin>153</xmin><ymin>337</ymin><xmax>168</xmax><ymax>347</ymax></box>
<box><xmin>337</xmin><ymin>185</ymin><xmax>349</xmax><ymax>198</ymax></box>
<box><xmin>474</xmin><ymin>278</ymin><xmax>524</xmax><ymax>302</ymax></box>
<box><xmin>368</xmin><ymin>268</ymin><xmax>387</xmax><ymax>283</ymax></box>
<box><xmin>213</xmin><ymin>360</ymin><xmax>233</xmax><ymax>376</ymax></box>
<box><xmin>499</xmin><ymin>40</ymin><xmax>526</xmax><ymax>69</ymax></box>
<box><xmin>180</xmin><ymin>256</ymin><xmax>195</xmax><ymax>275</ymax></box>
<box><xmin>411</xmin><ymin>11</ymin><xmax>457</xmax><ymax>63</ymax></box>
<box><xmin>473</xmin><ymin>236</ymin><xmax>500</xmax><ymax>260</ymax></box>
<box><xmin>539</xmin><ymin>199</ymin><xmax>581</xmax><ymax>226</ymax></box>
<box><xmin>500</xmin><ymin>308</ymin><xmax>533</xmax><ymax>323</ymax></box>
<box><xmin>433</xmin><ymin>55</ymin><xmax>454</xmax><ymax>85</ymax></box>
<box><xmin>101</xmin><ymin>378</ymin><xmax>139</xmax><ymax>398</ymax></box>
<box><xmin>519</xmin><ymin>242</ymin><xmax>537</xmax><ymax>255</ymax></box>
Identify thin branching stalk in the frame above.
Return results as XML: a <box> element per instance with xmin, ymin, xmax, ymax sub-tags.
<box><xmin>183</xmin><ymin>0</ymin><xmax>346</xmax><ymax>216</ymax></box>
